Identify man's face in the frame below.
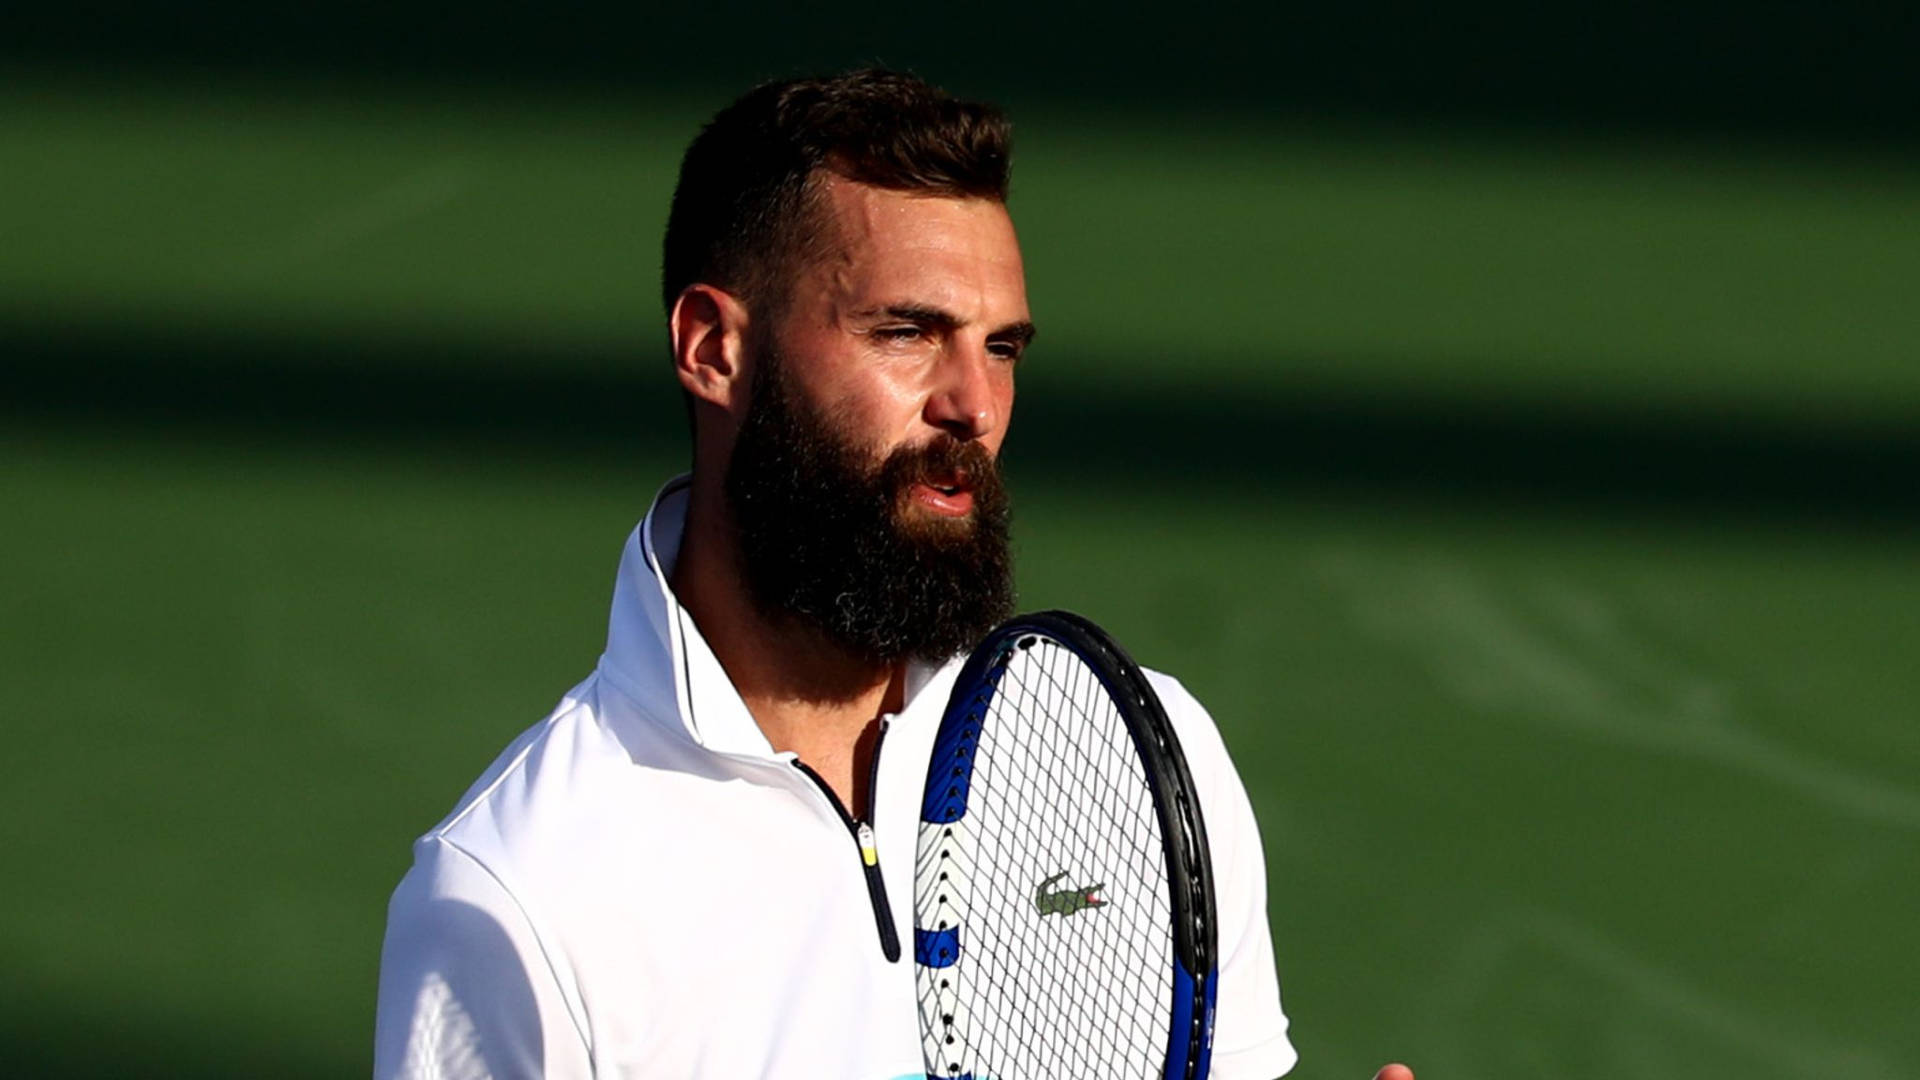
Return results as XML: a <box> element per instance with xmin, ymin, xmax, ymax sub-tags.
<box><xmin>766</xmin><ymin>175</ymin><xmax>1030</xmax><ymax>497</ymax></box>
<box><xmin>722</xmin><ymin>177</ymin><xmax>1033</xmax><ymax>663</ymax></box>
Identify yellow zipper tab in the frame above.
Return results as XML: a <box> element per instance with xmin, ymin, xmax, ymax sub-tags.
<box><xmin>856</xmin><ymin>822</ymin><xmax>879</xmax><ymax>867</ymax></box>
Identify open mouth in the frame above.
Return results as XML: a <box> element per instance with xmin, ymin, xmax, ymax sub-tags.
<box><xmin>922</xmin><ymin>468</ymin><xmax>973</xmax><ymax>498</ymax></box>
<box><xmin>926</xmin><ymin>467</ymin><xmax>970</xmax><ymax>493</ymax></box>
<box><xmin>908</xmin><ymin>471</ymin><xmax>976</xmax><ymax>517</ymax></box>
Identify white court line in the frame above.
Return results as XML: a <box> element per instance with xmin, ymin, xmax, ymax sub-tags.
<box><xmin>1314</xmin><ymin>551</ymin><xmax>1920</xmax><ymax>832</ymax></box>
<box><xmin>251</xmin><ymin>161</ymin><xmax>472</xmax><ymax>274</ymax></box>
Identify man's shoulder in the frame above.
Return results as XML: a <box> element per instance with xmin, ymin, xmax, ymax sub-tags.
<box><xmin>1139</xmin><ymin>667</ymin><xmax>1231</xmax><ymax>756</ymax></box>
<box><xmin>418</xmin><ymin>671</ymin><xmax>657</xmax><ymax>865</ymax></box>
<box><xmin>1134</xmin><ymin>665</ymin><xmax>1259</xmax><ymax>824</ymax></box>
<box><xmin>1139</xmin><ymin>666</ymin><xmax>1206</xmax><ymax>714</ymax></box>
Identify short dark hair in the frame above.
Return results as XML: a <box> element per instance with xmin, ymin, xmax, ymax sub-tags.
<box><xmin>662</xmin><ymin>69</ymin><xmax>1013</xmax><ymax>315</ymax></box>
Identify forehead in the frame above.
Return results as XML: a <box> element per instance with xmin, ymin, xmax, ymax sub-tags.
<box><xmin>802</xmin><ymin>174</ymin><xmax>1027</xmax><ymax>312</ymax></box>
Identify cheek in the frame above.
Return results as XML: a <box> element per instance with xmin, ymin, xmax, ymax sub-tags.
<box><xmin>987</xmin><ymin>372</ymin><xmax>1016</xmax><ymax>451</ymax></box>
<box><xmin>847</xmin><ymin>373</ymin><xmax>940</xmax><ymax>443</ymax></box>
<box><xmin>813</xmin><ymin>382</ymin><xmax>921</xmax><ymax>459</ymax></box>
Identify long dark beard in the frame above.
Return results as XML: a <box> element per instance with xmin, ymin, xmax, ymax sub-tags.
<box><xmin>723</xmin><ymin>355</ymin><xmax>1015</xmax><ymax>665</ymax></box>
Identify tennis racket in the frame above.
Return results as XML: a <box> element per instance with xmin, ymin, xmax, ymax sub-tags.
<box><xmin>914</xmin><ymin>610</ymin><xmax>1217</xmax><ymax>1080</ymax></box>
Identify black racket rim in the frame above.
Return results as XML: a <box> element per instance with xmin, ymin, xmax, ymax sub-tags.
<box><xmin>922</xmin><ymin>609</ymin><xmax>1219</xmax><ymax>1077</ymax></box>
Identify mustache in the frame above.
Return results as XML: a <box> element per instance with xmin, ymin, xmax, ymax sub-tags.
<box><xmin>878</xmin><ymin>435</ymin><xmax>1001</xmax><ymax>493</ymax></box>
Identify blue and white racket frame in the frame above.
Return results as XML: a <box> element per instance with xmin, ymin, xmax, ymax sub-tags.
<box><xmin>916</xmin><ymin>609</ymin><xmax>1220</xmax><ymax>1080</ymax></box>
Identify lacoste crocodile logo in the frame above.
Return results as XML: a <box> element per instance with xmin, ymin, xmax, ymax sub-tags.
<box><xmin>1033</xmin><ymin>871</ymin><xmax>1106</xmax><ymax>917</ymax></box>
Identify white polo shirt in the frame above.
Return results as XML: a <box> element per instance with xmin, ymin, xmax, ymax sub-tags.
<box><xmin>374</xmin><ymin>476</ymin><xmax>1297</xmax><ymax>1079</ymax></box>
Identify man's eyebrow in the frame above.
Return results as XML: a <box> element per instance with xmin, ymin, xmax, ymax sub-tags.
<box><xmin>873</xmin><ymin>304</ymin><xmax>962</xmax><ymax>329</ymax></box>
<box><xmin>867</xmin><ymin>305</ymin><xmax>1036</xmax><ymax>347</ymax></box>
<box><xmin>990</xmin><ymin>321</ymin><xmax>1038</xmax><ymax>347</ymax></box>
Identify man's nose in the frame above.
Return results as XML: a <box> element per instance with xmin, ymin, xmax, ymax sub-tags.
<box><xmin>925</xmin><ymin>343</ymin><xmax>1001</xmax><ymax>442</ymax></box>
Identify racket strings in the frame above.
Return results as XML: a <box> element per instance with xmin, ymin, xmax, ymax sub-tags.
<box><xmin>917</xmin><ymin>638</ymin><xmax>1173</xmax><ymax>1079</ymax></box>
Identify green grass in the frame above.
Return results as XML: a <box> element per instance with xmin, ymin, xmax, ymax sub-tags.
<box><xmin>0</xmin><ymin>435</ymin><xmax>653</xmax><ymax>1072</ymax></box>
<box><xmin>6</xmin><ymin>68</ymin><xmax>1918</xmax><ymax>1078</ymax></box>
<box><xmin>6</xmin><ymin>74</ymin><xmax>1920</xmax><ymax>417</ymax></box>
<box><xmin>5</xmin><ymin>430</ymin><xmax>1915</xmax><ymax>1077</ymax></box>
<box><xmin>1020</xmin><ymin>488</ymin><xmax>1920</xmax><ymax>1077</ymax></box>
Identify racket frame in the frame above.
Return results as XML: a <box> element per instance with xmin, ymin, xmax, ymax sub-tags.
<box><xmin>918</xmin><ymin>609</ymin><xmax>1220</xmax><ymax>1080</ymax></box>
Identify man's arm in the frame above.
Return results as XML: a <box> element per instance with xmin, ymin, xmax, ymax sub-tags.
<box><xmin>374</xmin><ymin>838</ymin><xmax>590</xmax><ymax>1080</ymax></box>
<box><xmin>1142</xmin><ymin>672</ymin><xmax>1297</xmax><ymax>1079</ymax></box>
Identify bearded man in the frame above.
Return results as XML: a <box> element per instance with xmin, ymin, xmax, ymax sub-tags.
<box><xmin>374</xmin><ymin>69</ymin><xmax>1411</xmax><ymax>1080</ymax></box>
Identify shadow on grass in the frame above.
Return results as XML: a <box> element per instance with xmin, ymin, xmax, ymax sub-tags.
<box><xmin>8</xmin><ymin>3</ymin><xmax>1918</xmax><ymax>144</ymax></box>
<box><xmin>7</xmin><ymin>317</ymin><xmax>1917</xmax><ymax>528</ymax></box>
<box><xmin>0</xmin><ymin>1004</ymin><xmax>353</xmax><ymax>1080</ymax></box>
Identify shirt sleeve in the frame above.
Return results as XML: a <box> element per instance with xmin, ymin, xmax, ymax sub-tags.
<box><xmin>374</xmin><ymin>837</ymin><xmax>592</xmax><ymax>1080</ymax></box>
<box><xmin>1146</xmin><ymin>671</ymin><xmax>1299</xmax><ymax>1080</ymax></box>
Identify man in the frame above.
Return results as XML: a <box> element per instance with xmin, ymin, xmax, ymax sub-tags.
<box><xmin>375</xmin><ymin>69</ymin><xmax>1411</xmax><ymax>1080</ymax></box>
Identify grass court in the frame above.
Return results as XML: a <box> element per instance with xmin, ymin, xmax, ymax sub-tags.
<box><xmin>4</xmin><ymin>74</ymin><xmax>1916</xmax><ymax>1078</ymax></box>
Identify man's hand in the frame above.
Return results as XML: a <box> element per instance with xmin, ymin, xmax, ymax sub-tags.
<box><xmin>1373</xmin><ymin>1065</ymin><xmax>1415</xmax><ymax>1080</ymax></box>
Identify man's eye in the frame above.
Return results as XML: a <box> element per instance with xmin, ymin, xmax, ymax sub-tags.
<box><xmin>988</xmin><ymin>343</ymin><xmax>1024</xmax><ymax>362</ymax></box>
<box><xmin>874</xmin><ymin>326</ymin><xmax>923</xmax><ymax>342</ymax></box>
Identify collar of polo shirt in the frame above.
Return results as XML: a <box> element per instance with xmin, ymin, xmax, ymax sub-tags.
<box><xmin>596</xmin><ymin>474</ymin><xmax>953</xmax><ymax>759</ymax></box>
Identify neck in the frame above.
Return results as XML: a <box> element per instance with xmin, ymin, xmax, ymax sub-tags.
<box><xmin>670</xmin><ymin>477</ymin><xmax>904</xmax><ymax>817</ymax></box>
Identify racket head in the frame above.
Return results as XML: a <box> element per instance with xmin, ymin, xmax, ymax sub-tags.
<box><xmin>915</xmin><ymin>610</ymin><xmax>1217</xmax><ymax>1080</ymax></box>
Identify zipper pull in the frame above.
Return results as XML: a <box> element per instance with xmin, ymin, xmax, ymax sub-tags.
<box><xmin>856</xmin><ymin>821</ymin><xmax>879</xmax><ymax>867</ymax></box>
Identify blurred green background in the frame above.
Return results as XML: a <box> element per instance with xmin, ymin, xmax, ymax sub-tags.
<box><xmin>4</xmin><ymin>5</ymin><xmax>1917</xmax><ymax>1077</ymax></box>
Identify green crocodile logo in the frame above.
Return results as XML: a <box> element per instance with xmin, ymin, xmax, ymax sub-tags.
<box><xmin>1033</xmin><ymin>871</ymin><xmax>1107</xmax><ymax>917</ymax></box>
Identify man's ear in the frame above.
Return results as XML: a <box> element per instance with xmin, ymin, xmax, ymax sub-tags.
<box><xmin>669</xmin><ymin>283</ymin><xmax>753</xmax><ymax>414</ymax></box>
